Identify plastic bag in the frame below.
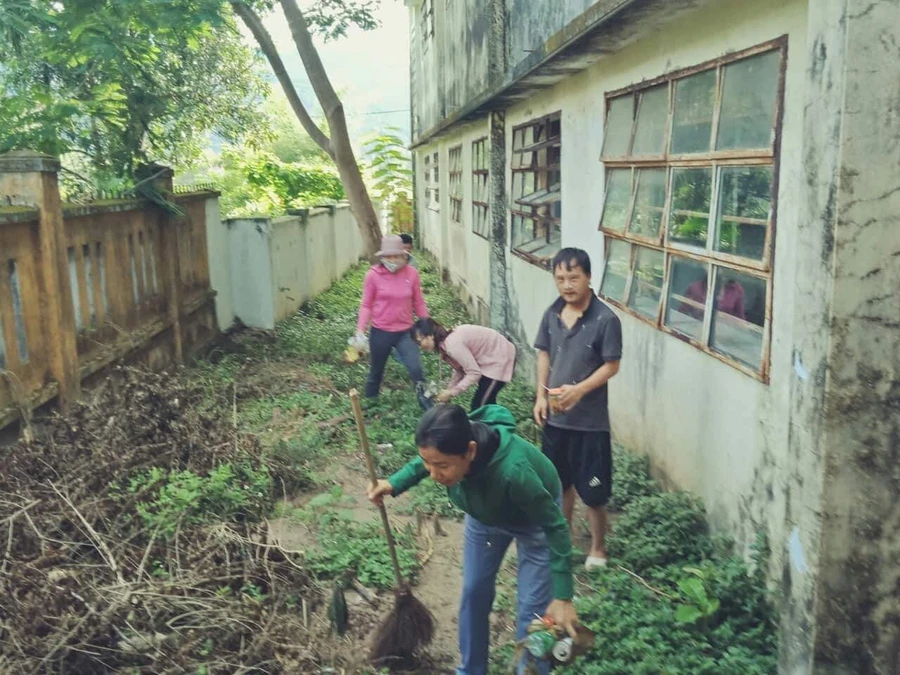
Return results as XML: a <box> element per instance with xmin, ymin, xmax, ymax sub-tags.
<box><xmin>348</xmin><ymin>333</ymin><xmax>369</xmax><ymax>353</ymax></box>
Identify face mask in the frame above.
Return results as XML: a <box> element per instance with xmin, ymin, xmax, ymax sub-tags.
<box><xmin>381</xmin><ymin>259</ymin><xmax>405</xmax><ymax>273</ymax></box>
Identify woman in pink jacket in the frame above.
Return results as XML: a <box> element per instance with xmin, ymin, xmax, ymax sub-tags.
<box><xmin>414</xmin><ymin>318</ymin><xmax>517</xmax><ymax>411</ymax></box>
<box><xmin>356</xmin><ymin>235</ymin><xmax>431</xmax><ymax>409</ymax></box>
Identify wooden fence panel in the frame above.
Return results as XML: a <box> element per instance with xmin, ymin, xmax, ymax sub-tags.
<box><xmin>0</xmin><ymin>153</ymin><xmax>219</xmax><ymax>431</ymax></box>
<box><xmin>63</xmin><ymin>206</ymin><xmax>171</xmax><ymax>363</ymax></box>
<box><xmin>176</xmin><ymin>196</ymin><xmax>211</xmax><ymax>298</ymax></box>
<box><xmin>0</xmin><ymin>217</ymin><xmax>51</xmax><ymax>407</ymax></box>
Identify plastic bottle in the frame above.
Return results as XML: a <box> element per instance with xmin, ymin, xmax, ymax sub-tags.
<box><xmin>525</xmin><ymin>630</ymin><xmax>556</xmax><ymax>658</ymax></box>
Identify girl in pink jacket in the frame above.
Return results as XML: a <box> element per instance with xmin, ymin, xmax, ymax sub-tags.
<box><xmin>414</xmin><ymin>318</ymin><xmax>517</xmax><ymax>411</ymax></box>
<box><xmin>356</xmin><ymin>235</ymin><xmax>431</xmax><ymax>409</ymax></box>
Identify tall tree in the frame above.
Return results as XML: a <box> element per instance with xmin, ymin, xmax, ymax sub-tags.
<box><xmin>0</xmin><ymin>0</ymin><xmax>270</xmax><ymax>188</ymax></box>
<box><xmin>231</xmin><ymin>0</ymin><xmax>384</xmax><ymax>253</ymax></box>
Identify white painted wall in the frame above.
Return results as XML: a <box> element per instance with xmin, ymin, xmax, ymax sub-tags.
<box><xmin>226</xmin><ymin>218</ymin><xmax>275</xmax><ymax>330</ymax></box>
<box><xmin>224</xmin><ymin>203</ymin><xmax>366</xmax><ymax>329</ymax></box>
<box><xmin>204</xmin><ymin>196</ymin><xmax>234</xmax><ymax>331</ymax></box>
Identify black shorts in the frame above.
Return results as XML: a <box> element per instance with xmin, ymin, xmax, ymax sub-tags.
<box><xmin>541</xmin><ymin>425</ymin><xmax>612</xmax><ymax>507</ymax></box>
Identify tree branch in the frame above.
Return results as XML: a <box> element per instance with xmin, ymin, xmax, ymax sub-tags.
<box><xmin>278</xmin><ymin>0</ymin><xmax>343</xmax><ymax>120</ymax></box>
<box><xmin>230</xmin><ymin>1</ymin><xmax>332</xmax><ymax>156</ymax></box>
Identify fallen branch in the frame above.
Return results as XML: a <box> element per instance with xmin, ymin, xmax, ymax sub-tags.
<box><xmin>49</xmin><ymin>481</ymin><xmax>126</xmax><ymax>586</ymax></box>
<box><xmin>615</xmin><ymin>564</ymin><xmax>677</xmax><ymax>600</ymax></box>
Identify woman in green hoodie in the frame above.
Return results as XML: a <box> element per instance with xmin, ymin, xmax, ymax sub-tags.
<box><xmin>367</xmin><ymin>404</ymin><xmax>578</xmax><ymax>675</ymax></box>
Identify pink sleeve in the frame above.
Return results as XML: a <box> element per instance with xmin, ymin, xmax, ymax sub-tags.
<box><xmin>356</xmin><ymin>270</ymin><xmax>375</xmax><ymax>333</ymax></box>
<box><xmin>444</xmin><ymin>340</ymin><xmax>482</xmax><ymax>397</ymax></box>
<box><xmin>411</xmin><ymin>270</ymin><xmax>429</xmax><ymax>319</ymax></box>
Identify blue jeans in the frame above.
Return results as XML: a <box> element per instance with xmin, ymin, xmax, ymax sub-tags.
<box><xmin>457</xmin><ymin>515</ymin><xmax>552</xmax><ymax>675</ymax></box>
<box><xmin>365</xmin><ymin>328</ymin><xmax>428</xmax><ymax>406</ymax></box>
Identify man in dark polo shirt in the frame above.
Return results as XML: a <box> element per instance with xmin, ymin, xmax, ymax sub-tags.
<box><xmin>533</xmin><ymin>247</ymin><xmax>622</xmax><ymax>570</ymax></box>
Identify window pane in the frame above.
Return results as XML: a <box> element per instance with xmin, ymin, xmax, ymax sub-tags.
<box><xmin>602</xmin><ymin>95</ymin><xmax>634</xmax><ymax>157</ymax></box>
<box><xmin>670</xmin><ymin>70</ymin><xmax>716</xmax><ymax>154</ymax></box>
<box><xmin>601</xmin><ymin>169</ymin><xmax>632</xmax><ymax>232</ymax></box>
<box><xmin>630</xmin><ymin>168</ymin><xmax>667</xmax><ymax>238</ymax></box>
<box><xmin>599</xmin><ymin>240</ymin><xmax>631</xmax><ymax>302</ymax></box>
<box><xmin>714</xmin><ymin>166</ymin><xmax>772</xmax><ymax>260</ymax></box>
<box><xmin>632</xmin><ymin>85</ymin><xmax>669</xmax><ymax>155</ymax></box>
<box><xmin>710</xmin><ymin>268</ymin><xmax>766</xmax><ymax>369</ymax></box>
<box><xmin>716</xmin><ymin>50</ymin><xmax>780</xmax><ymax>150</ymax></box>
<box><xmin>668</xmin><ymin>167</ymin><xmax>711</xmax><ymax>248</ymax></box>
<box><xmin>627</xmin><ymin>247</ymin><xmax>665</xmax><ymax>319</ymax></box>
<box><xmin>664</xmin><ymin>257</ymin><xmax>708</xmax><ymax>341</ymax></box>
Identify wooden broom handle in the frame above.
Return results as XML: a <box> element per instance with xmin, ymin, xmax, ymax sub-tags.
<box><xmin>349</xmin><ymin>389</ymin><xmax>404</xmax><ymax>587</ymax></box>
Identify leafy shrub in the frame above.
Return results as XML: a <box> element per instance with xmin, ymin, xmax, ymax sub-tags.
<box><xmin>608</xmin><ymin>446</ymin><xmax>659</xmax><ymax>512</ymax></box>
<box><xmin>127</xmin><ymin>461</ymin><xmax>272</xmax><ymax>537</ymax></box>
<box><xmin>608</xmin><ymin>492</ymin><xmax>713</xmax><ymax>573</ymax></box>
<box><xmin>301</xmin><ymin>496</ymin><xmax>420</xmax><ymax>590</ymax></box>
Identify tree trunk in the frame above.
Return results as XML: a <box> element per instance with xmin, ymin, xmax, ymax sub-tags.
<box><xmin>277</xmin><ymin>0</ymin><xmax>382</xmax><ymax>255</ymax></box>
<box><xmin>231</xmin><ymin>2</ymin><xmax>331</xmax><ymax>155</ymax></box>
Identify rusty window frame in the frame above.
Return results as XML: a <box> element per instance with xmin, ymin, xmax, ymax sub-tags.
<box><xmin>448</xmin><ymin>145</ymin><xmax>463</xmax><ymax>224</ymax></box>
<box><xmin>472</xmin><ymin>137</ymin><xmax>490</xmax><ymax>239</ymax></box>
<box><xmin>597</xmin><ymin>37</ymin><xmax>787</xmax><ymax>382</ymax></box>
<box><xmin>510</xmin><ymin>112</ymin><xmax>562</xmax><ymax>269</ymax></box>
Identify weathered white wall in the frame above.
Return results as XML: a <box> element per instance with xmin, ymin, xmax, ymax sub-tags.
<box><xmin>204</xmin><ymin>196</ymin><xmax>234</xmax><ymax>331</ymax></box>
<box><xmin>225</xmin><ymin>203</ymin><xmax>366</xmax><ymax>329</ymax></box>
<box><xmin>416</xmin><ymin>121</ymin><xmax>493</xmax><ymax>323</ymax></box>
<box><xmin>416</xmin><ymin>0</ymin><xmax>811</xmax><ymax>575</ymax></box>
<box><xmin>498</xmin><ymin>0</ymin><xmax>809</xmax><ymax>568</ymax></box>
<box><xmin>226</xmin><ymin>218</ymin><xmax>275</xmax><ymax>330</ymax></box>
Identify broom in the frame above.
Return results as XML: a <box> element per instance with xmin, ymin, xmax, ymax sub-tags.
<box><xmin>349</xmin><ymin>389</ymin><xmax>435</xmax><ymax>666</ymax></box>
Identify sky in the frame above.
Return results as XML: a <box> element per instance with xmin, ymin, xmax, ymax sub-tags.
<box><xmin>250</xmin><ymin>2</ymin><xmax>412</xmax><ymax>144</ymax></box>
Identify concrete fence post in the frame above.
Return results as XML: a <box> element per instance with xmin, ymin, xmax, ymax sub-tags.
<box><xmin>0</xmin><ymin>150</ymin><xmax>80</xmax><ymax>410</ymax></box>
<box><xmin>146</xmin><ymin>164</ymin><xmax>184</xmax><ymax>363</ymax></box>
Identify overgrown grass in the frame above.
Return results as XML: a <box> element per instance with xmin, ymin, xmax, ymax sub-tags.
<box><xmin>488</xmin><ymin>447</ymin><xmax>778</xmax><ymax>675</ymax></box>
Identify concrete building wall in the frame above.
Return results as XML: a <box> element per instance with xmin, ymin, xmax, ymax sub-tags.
<box><xmin>498</xmin><ymin>0</ymin><xmax>808</xmax><ymax>567</ymax></box>
<box><xmin>507</xmin><ymin>0</ymin><xmax>608</xmax><ymax>65</ymax></box>
<box><xmin>441</xmin><ymin>0</ymin><xmax>492</xmax><ymax>119</ymax></box>
<box><xmin>411</xmin><ymin>1</ymin><xmax>900</xmax><ymax>670</ymax></box>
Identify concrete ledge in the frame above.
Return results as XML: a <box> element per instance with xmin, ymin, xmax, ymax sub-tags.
<box><xmin>0</xmin><ymin>150</ymin><xmax>60</xmax><ymax>174</ymax></box>
<box><xmin>0</xmin><ymin>207</ymin><xmax>39</xmax><ymax>225</ymax></box>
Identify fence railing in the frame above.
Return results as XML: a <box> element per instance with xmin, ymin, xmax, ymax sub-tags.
<box><xmin>0</xmin><ymin>151</ymin><xmax>219</xmax><ymax>431</ymax></box>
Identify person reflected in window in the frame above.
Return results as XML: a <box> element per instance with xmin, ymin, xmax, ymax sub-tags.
<box><xmin>717</xmin><ymin>278</ymin><xmax>745</xmax><ymax>321</ymax></box>
<box><xmin>679</xmin><ymin>277</ymin><xmax>745</xmax><ymax>321</ymax></box>
<box><xmin>681</xmin><ymin>277</ymin><xmax>708</xmax><ymax>319</ymax></box>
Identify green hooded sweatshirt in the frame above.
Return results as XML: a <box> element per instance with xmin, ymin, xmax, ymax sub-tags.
<box><xmin>388</xmin><ymin>405</ymin><xmax>574</xmax><ymax>600</ymax></box>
